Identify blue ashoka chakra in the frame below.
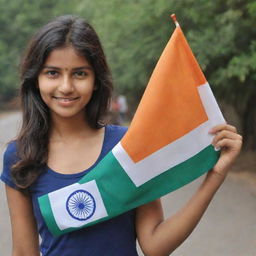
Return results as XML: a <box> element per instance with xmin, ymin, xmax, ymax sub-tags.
<box><xmin>66</xmin><ymin>189</ymin><xmax>96</xmax><ymax>221</ymax></box>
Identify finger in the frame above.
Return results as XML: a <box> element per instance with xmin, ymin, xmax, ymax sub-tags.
<box><xmin>212</xmin><ymin>130</ymin><xmax>242</xmax><ymax>145</ymax></box>
<box><xmin>215</xmin><ymin>138</ymin><xmax>242</xmax><ymax>151</ymax></box>
<box><xmin>209</xmin><ymin>124</ymin><xmax>237</xmax><ymax>134</ymax></box>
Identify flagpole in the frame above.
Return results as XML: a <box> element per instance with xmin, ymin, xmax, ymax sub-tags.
<box><xmin>170</xmin><ymin>14</ymin><xmax>180</xmax><ymax>27</ymax></box>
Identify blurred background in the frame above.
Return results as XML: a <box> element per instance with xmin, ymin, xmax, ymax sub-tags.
<box><xmin>0</xmin><ymin>0</ymin><xmax>256</xmax><ymax>148</ymax></box>
<box><xmin>0</xmin><ymin>0</ymin><xmax>255</xmax><ymax>255</ymax></box>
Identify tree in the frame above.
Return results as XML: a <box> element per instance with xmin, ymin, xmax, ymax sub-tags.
<box><xmin>0</xmin><ymin>0</ymin><xmax>86</xmax><ymax>103</ymax></box>
<box><xmin>174</xmin><ymin>0</ymin><xmax>256</xmax><ymax>149</ymax></box>
<box><xmin>83</xmin><ymin>0</ymin><xmax>256</xmax><ymax>149</ymax></box>
<box><xmin>1</xmin><ymin>0</ymin><xmax>255</xmax><ymax>149</ymax></box>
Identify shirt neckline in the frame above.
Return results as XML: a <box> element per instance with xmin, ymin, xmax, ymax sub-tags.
<box><xmin>46</xmin><ymin>125</ymin><xmax>108</xmax><ymax>179</ymax></box>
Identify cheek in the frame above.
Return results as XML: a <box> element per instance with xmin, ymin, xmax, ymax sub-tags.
<box><xmin>78</xmin><ymin>78</ymin><xmax>95</xmax><ymax>95</ymax></box>
<box><xmin>38</xmin><ymin>77</ymin><xmax>53</xmax><ymax>96</ymax></box>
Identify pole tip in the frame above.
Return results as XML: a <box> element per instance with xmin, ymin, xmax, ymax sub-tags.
<box><xmin>170</xmin><ymin>13</ymin><xmax>179</xmax><ymax>27</ymax></box>
<box><xmin>170</xmin><ymin>14</ymin><xmax>177</xmax><ymax>22</ymax></box>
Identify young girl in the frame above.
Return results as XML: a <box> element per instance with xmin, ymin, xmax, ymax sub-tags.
<box><xmin>1</xmin><ymin>15</ymin><xmax>242</xmax><ymax>256</ymax></box>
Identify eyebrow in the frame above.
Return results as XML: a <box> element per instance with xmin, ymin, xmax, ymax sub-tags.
<box><xmin>41</xmin><ymin>65</ymin><xmax>93</xmax><ymax>71</ymax></box>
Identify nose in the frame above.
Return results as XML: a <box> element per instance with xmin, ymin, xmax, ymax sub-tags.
<box><xmin>58</xmin><ymin>75</ymin><xmax>74</xmax><ymax>94</ymax></box>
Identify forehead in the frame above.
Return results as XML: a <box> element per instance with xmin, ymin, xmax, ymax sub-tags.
<box><xmin>44</xmin><ymin>47</ymin><xmax>91</xmax><ymax>68</ymax></box>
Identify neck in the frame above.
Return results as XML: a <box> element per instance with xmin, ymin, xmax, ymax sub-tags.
<box><xmin>49</xmin><ymin>112</ymin><xmax>95</xmax><ymax>141</ymax></box>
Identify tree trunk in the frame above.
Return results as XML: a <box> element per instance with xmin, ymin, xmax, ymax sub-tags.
<box><xmin>241</xmin><ymin>91</ymin><xmax>256</xmax><ymax>150</ymax></box>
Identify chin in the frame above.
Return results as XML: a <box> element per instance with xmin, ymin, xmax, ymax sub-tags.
<box><xmin>50</xmin><ymin>109</ymin><xmax>86</xmax><ymax>120</ymax></box>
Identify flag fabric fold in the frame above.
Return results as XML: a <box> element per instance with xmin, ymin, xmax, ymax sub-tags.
<box><xmin>38</xmin><ymin>21</ymin><xmax>225</xmax><ymax>237</ymax></box>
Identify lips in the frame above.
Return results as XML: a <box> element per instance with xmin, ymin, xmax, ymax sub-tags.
<box><xmin>52</xmin><ymin>96</ymin><xmax>79</xmax><ymax>102</ymax></box>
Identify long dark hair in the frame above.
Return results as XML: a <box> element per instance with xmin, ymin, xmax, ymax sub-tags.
<box><xmin>11</xmin><ymin>15</ymin><xmax>113</xmax><ymax>188</ymax></box>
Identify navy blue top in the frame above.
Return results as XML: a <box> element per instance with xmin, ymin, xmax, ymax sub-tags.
<box><xmin>1</xmin><ymin>125</ymin><xmax>139</xmax><ymax>256</ymax></box>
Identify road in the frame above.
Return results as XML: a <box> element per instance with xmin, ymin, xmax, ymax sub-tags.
<box><xmin>0</xmin><ymin>112</ymin><xmax>255</xmax><ymax>256</ymax></box>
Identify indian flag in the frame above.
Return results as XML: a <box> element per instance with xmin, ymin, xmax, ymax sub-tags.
<box><xmin>38</xmin><ymin>18</ymin><xmax>225</xmax><ymax>236</ymax></box>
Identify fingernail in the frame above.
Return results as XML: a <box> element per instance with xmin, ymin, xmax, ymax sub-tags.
<box><xmin>214</xmin><ymin>146</ymin><xmax>221</xmax><ymax>151</ymax></box>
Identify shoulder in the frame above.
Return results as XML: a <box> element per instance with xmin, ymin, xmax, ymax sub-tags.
<box><xmin>3</xmin><ymin>140</ymin><xmax>18</xmax><ymax>164</ymax></box>
<box><xmin>102</xmin><ymin>125</ymin><xmax>128</xmax><ymax>153</ymax></box>
<box><xmin>1</xmin><ymin>140</ymin><xmax>19</xmax><ymax>189</ymax></box>
<box><xmin>105</xmin><ymin>124</ymin><xmax>128</xmax><ymax>140</ymax></box>
<box><xmin>106</xmin><ymin>124</ymin><xmax>128</xmax><ymax>134</ymax></box>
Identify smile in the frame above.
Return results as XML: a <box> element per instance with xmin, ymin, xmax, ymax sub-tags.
<box><xmin>52</xmin><ymin>96</ymin><xmax>80</xmax><ymax>102</ymax></box>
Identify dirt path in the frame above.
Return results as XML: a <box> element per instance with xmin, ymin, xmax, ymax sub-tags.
<box><xmin>1</xmin><ymin>112</ymin><xmax>255</xmax><ymax>256</ymax></box>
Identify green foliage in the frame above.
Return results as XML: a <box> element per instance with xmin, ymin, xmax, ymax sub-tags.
<box><xmin>0</xmin><ymin>0</ymin><xmax>255</xmax><ymax>148</ymax></box>
<box><xmin>86</xmin><ymin>0</ymin><xmax>173</xmax><ymax>103</ymax></box>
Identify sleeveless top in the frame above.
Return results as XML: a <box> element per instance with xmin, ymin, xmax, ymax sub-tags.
<box><xmin>1</xmin><ymin>125</ymin><xmax>138</xmax><ymax>256</ymax></box>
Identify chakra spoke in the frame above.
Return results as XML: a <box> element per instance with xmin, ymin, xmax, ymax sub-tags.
<box><xmin>66</xmin><ymin>189</ymin><xmax>96</xmax><ymax>221</ymax></box>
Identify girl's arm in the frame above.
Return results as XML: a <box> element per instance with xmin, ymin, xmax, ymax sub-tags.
<box><xmin>136</xmin><ymin>124</ymin><xmax>242</xmax><ymax>256</ymax></box>
<box><xmin>5</xmin><ymin>185</ymin><xmax>40</xmax><ymax>256</ymax></box>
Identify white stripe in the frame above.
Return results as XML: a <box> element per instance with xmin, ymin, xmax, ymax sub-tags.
<box><xmin>198</xmin><ymin>83</ymin><xmax>224</xmax><ymax>125</ymax></box>
<box><xmin>175</xmin><ymin>21</ymin><xmax>180</xmax><ymax>27</ymax></box>
<box><xmin>48</xmin><ymin>180</ymin><xmax>108</xmax><ymax>230</ymax></box>
<box><xmin>112</xmin><ymin>83</ymin><xmax>225</xmax><ymax>187</ymax></box>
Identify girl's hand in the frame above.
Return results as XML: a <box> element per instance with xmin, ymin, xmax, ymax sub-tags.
<box><xmin>209</xmin><ymin>124</ymin><xmax>242</xmax><ymax>178</ymax></box>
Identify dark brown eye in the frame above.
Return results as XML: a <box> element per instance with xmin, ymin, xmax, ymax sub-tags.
<box><xmin>46</xmin><ymin>70</ymin><xmax>58</xmax><ymax>77</ymax></box>
<box><xmin>74</xmin><ymin>71</ymin><xmax>87</xmax><ymax>77</ymax></box>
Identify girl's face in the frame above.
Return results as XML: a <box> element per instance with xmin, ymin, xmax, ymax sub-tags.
<box><xmin>38</xmin><ymin>46</ymin><xmax>95</xmax><ymax>121</ymax></box>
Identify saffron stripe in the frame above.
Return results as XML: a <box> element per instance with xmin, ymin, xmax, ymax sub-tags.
<box><xmin>113</xmin><ymin>83</ymin><xmax>224</xmax><ymax>187</ymax></box>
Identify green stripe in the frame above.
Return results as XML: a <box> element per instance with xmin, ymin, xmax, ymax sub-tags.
<box><xmin>38</xmin><ymin>194</ymin><xmax>60</xmax><ymax>236</ymax></box>
<box><xmin>40</xmin><ymin>144</ymin><xmax>219</xmax><ymax>236</ymax></box>
<box><xmin>80</xmin><ymin>144</ymin><xmax>219</xmax><ymax>221</ymax></box>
